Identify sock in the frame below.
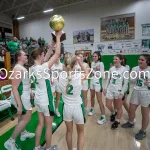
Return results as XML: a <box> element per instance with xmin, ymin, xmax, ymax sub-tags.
<box><xmin>141</xmin><ymin>129</ymin><xmax>146</xmax><ymax>132</ymax></box>
<box><xmin>111</xmin><ymin>110</ymin><xmax>115</xmax><ymax>115</ymax></box>
<box><xmin>129</xmin><ymin>121</ymin><xmax>134</xmax><ymax>124</ymax></box>
<box><xmin>56</xmin><ymin>108</ymin><xmax>58</xmax><ymax>112</ymax></box>
<box><xmin>116</xmin><ymin>119</ymin><xmax>120</xmax><ymax>123</ymax></box>
<box><xmin>10</xmin><ymin>137</ymin><xmax>15</xmax><ymax>142</ymax></box>
<box><xmin>35</xmin><ymin>145</ymin><xmax>40</xmax><ymax>149</ymax></box>
<box><xmin>21</xmin><ymin>130</ymin><xmax>27</xmax><ymax>134</ymax></box>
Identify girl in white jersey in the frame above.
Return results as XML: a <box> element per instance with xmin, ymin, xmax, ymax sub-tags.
<box><xmin>31</xmin><ymin>32</ymin><xmax>61</xmax><ymax>150</ymax></box>
<box><xmin>89</xmin><ymin>51</ymin><xmax>106</xmax><ymax>125</ymax></box>
<box><xmin>110</xmin><ymin>56</ymin><xmax>130</xmax><ymax>113</ymax></box>
<box><xmin>51</xmin><ymin>57</ymin><xmax>63</xmax><ymax>117</ymax></box>
<box><xmin>4</xmin><ymin>50</ymin><xmax>35</xmax><ymax>150</ymax></box>
<box><xmin>103</xmin><ymin>54</ymin><xmax>128</xmax><ymax>130</ymax></box>
<box><xmin>59</xmin><ymin>53</ymin><xmax>88</xmax><ymax>150</ymax></box>
<box><xmin>75</xmin><ymin>53</ymin><xmax>90</xmax><ymax>114</ymax></box>
<box><xmin>122</xmin><ymin>54</ymin><xmax>150</xmax><ymax>140</ymax></box>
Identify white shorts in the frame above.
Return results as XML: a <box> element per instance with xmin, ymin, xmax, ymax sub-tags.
<box><xmin>35</xmin><ymin>104</ymin><xmax>50</xmax><ymax>116</ymax></box>
<box><xmin>51</xmin><ymin>80</ymin><xmax>61</xmax><ymax>93</ymax></box>
<box><xmin>63</xmin><ymin>104</ymin><xmax>84</xmax><ymax>124</ymax></box>
<box><xmin>82</xmin><ymin>80</ymin><xmax>88</xmax><ymax>91</ymax></box>
<box><xmin>106</xmin><ymin>89</ymin><xmax>121</xmax><ymax>100</ymax></box>
<box><xmin>90</xmin><ymin>79</ymin><xmax>102</xmax><ymax>92</ymax></box>
<box><xmin>130</xmin><ymin>90</ymin><xmax>150</xmax><ymax>107</ymax></box>
<box><xmin>11</xmin><ymin>94</ymin><xmax>32</xmax><ymax>111</ymax></box>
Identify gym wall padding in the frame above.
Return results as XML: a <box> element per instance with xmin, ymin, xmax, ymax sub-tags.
<box><xmin>101</xmin><ymin>55</ymin><xmax>140</xmax><ymax>70</ymax></box>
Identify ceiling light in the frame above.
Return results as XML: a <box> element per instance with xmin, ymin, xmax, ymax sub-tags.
<box><xmin>43</xmin><ymin>9</ymin><xmax>53</xmax><ymax>13</ymax></box>
<box><xmin>17</xmin><ymin>16</ymin><xmax>25</xmax><ymax>20</ymax></box>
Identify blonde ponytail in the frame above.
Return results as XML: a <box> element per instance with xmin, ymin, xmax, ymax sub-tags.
<box><xmin>64</xmin><ymin>53</ymin><xmax>77</xmax><ymax>93</ymax></box>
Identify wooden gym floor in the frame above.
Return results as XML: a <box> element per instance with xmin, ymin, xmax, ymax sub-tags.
<box><xmin>51</xmin><ymin>82</ymin><xmax>150</xmax><ymax>150</ymax></box>
<box><xmin>0</xmin><ymin>80</ymin><xmax>150</xmax><ymax>150</ymax></box>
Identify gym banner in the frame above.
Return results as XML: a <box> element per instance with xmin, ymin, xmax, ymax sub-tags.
<box><xmin>95</xmin><ymin>40</ymin><xmax>149</xmax><ymax>55</ymax></box>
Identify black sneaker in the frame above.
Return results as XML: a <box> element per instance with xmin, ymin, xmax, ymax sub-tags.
<box><xmin>111</xmin><ymin>121</ymin><xmax>120</xmax><ymax>130</ymax></box>
<box><xmin>110</xmin><ymin>112</ymin><xmax>117</xmax><ymax>122</ymax></box>
<box><xmin>121</xmin><ymin>122</ymin><xmax>134</xmax><ymax>128</ymax></box>
<box><xmin>135</xmin><ymin>130</ymin><xmax>146</xmax><ymax>140</ymax></box>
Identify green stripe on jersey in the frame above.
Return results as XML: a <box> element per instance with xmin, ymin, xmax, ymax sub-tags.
<box><xmin>45</xmin><ymin>79</ymin><xmax>55</xmax><ymax>116</ymax></box>
<box><xmin>18</xmin><ymin>82</ymin><xmax>23</xmax><ymax>96</ymax></box>
<box><xmin>81</xmin><ymin>103</ymin><xmax>86</xmax><ymax>123</ymax></box>
<box><xmin>99</xmin><ymin>78</ymin><xmax>103</xmax><ymax>92</ymax></box>
<box><xmin>17</xmin><ymin>81</ymin><xmax>26</xmax><ymax>114</ymax></box>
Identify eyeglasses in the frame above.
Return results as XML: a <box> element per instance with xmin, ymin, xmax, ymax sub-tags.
<box><xmin>93</xmin><ymin>56</ymin><xmax>98</xmax><ymax>57</ymax></box>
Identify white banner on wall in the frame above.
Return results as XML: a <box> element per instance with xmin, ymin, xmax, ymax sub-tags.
<box><xmin>95</xmin><ymin>40</ymin><xmax>150</xmax><ymax>55</ymax></box>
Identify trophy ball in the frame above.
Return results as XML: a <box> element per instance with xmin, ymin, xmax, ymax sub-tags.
<box><xmin>49</xmin><ymin>15</ymin><xmax>65</xmax><ymax>31</ymax></box>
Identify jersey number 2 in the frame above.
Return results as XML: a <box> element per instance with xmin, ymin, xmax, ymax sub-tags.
<box><xmin>67</xmin><ymin>85</ymin><xmax>73</xmax><ymax>95</ymax></box>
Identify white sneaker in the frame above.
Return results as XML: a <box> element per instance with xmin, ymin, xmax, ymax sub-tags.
<box><xmin>88</xmin><ymin>108</ymin><xmax>94</xmax><ymax>116</ymax></box>
<box><xmin>20</xmin><ymin>130</ymin><xmax>35</xmax><ymax>141</ymax></box>
<box><xmin>4</xmin><ymin>139</ymin><xmax>19</xmax><ymax>150</ymax></box>
<box><xmin>72</xmin><ymin>148</ymin><xmax>77</xmax><ymax>150</ymax></box>
<box><xmin>97</xmin><ymin>117</ymin><xmax>106</xmax><ymax>125</ymax></box>
<box><xmin>55</xmin><ymin>110</ymin><xmax>61</xmax><ymax>117</ymax></box>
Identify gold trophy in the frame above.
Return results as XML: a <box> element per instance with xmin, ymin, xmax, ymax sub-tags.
<box><xmin>49</xmin><ymin>15</ymin><xmax>66</xmax><ymax>42</ymax></box>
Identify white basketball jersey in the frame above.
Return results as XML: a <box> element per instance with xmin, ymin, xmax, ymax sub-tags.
<box><xmin>51</xmin><ymin>62</ymin><xmax>63</xmax><ymax>80</ymax></box>
<box><xmin>107</xmin><ymin>66</ymin><xmax>128</xmax><ymax>93</ymax></box>
<box><xmin>75</xmin><ymin>62</ymin><xmax>87</xmax><ymax>71</ymax></box>
<box><xmin>11</xmin><ymin>64</ymin><xmax>30</xmax><ymax>100</ymax></box>
<box><xmin>91</xmin><ymin>61</ymin><xmax>104</xmax><ymax>80</ymax></box>
<box><xmin>59</xmin><ymin>72</ymin><xmax>82</xmax><ymax>106</ymax></box>
<box><xmin>132</xmin><ymin>66</ymin><xmax>150</xmax><ymax>91</ymax></box>
<box><xmin>31</xmin><ymin>62</ymin><xmax>50</xmax><ymax>105</ymax></box>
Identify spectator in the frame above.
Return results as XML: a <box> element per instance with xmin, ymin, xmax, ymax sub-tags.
<box><xmin>31</xmin><ymin>39</ymin><xmax>39</xmax><ymax>48</ymax></box>
<box><xmin>38</xmin><ymin>37</ymin><xmax>41</xmax><ymax>46</ymax></box>
<box><xmin>7</xmin><ymin>37</ymin><xmax>20</xmax><ymax>54</ymax></box>
<box><xmin>41</xmin><ymin>38</ymin><xmax>45</xmax><ymax>46</ymax></box>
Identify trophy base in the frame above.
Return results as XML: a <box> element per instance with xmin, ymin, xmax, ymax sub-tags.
<box><xmin>51</xmin><ymin>31</ymin><xmax>66</xmax><ymax>42</ymax></box>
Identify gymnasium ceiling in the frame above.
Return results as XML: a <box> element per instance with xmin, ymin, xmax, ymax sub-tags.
<box><xmin>0</xmin><ymin>0</ymin><xmax>89</xmax><ymax>19</ymax></box>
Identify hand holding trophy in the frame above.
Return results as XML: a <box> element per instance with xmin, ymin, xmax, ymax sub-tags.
<box><xmin>49</xmin><ymin>15</ymin><xmax>66</xmax><ymax>42</ymax></box>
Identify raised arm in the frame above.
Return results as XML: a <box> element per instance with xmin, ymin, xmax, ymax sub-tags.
<box><xmin>47</xmin><ymin>31</ymin><xmax>62</xmax><ymax>69</ymax></box>
<box><xmin>44</xmin><ymin>41</ymin><xmax>55</xmax><ymax>62</ymax></box>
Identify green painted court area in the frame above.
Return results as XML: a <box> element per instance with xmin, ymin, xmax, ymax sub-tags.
<box><xmin>0</xmin><ymin>99</ymin><xmax>64</xmax><ymax>150</ymax></box>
